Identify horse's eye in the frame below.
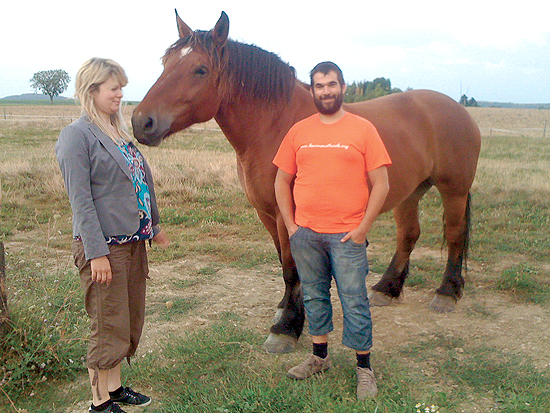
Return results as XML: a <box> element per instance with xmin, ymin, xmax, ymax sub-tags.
<box><xmin>194</xmin><ymin>65</ymin><xmax>208</xmax><ymax>76</ymax></box>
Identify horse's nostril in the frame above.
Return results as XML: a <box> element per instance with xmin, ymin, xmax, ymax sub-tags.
<box><xmin>144</xmin><ymin>117</ymin><xmax>155</xmax><ymax>131</ymax></box>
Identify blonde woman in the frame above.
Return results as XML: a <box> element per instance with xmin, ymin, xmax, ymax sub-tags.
<box><xmin>56</xmin><ymin>58</ymin><xmax>169</xmax><ymax>413</ymax></box>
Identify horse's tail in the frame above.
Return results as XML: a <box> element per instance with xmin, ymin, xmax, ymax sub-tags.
<box><xmin>463</xmin><ymin>192</ymin><xmax>471</xmax><ymax>272</ymax></box>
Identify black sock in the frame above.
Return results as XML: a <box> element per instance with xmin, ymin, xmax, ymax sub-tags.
<box><xmin>313</xmin><ymin>342</ymin><xmax>328</xmax><ymax>359</ymax></box>
<box><xmin>91</xmin><ymin>400</ymin><xmax>113</xmax><ymax>412</ymax></box>
<box><xmin>356</xmin><ymin>352</ymin><xmax>371</xmax><ymax>369</ymax></box>
<box><xmin>109</xmin><ymin>386</ymin><xmax>124</xmax><ymax>398</ymax></box>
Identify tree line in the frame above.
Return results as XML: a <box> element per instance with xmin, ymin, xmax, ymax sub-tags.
<box><xmin>344</xmin><ymin>77</ymin><xmax>403</xmax><ymax>102</ymax></box>
<box><xmin>29</xmin><ymin>69</ymin><xmax>479</xmax><ymax>107</ymax></box>
<box><xmin>344</xmin><ymin>78</ymin><xmax>480</xmax><ymax>107</ymax></box>
<box><xmin>460</xmin><ymin>94</ymin><xmax>479</xmax><ymax>107</ymax></box>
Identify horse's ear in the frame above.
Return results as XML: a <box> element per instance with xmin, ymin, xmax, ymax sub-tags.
<box><xmin>175</xmin><ymin>9</ymin><xmax>193</xmax><ymax>39</ymax></box>
<box><xmin>212</xmin><ymin>11</ymin><xmax>229</xmax><ymax>47</ymax></box>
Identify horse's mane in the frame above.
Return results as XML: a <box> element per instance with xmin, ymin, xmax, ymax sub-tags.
<box><xmin>164</xmin><ymin>30</ymin><xmax>297</xmax><ymax>105</ymax></box>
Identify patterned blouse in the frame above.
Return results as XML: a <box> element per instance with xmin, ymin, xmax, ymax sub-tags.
<box><xmin>105</xmin><ymin>141</ymin><xmax>154</xmax><ymax>245</ymax></box>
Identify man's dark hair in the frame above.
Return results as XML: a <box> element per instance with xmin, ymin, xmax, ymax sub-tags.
<box><xmin>309</xmin><ymin>61</ymin><xmax>345</xmax><ymax>87</ymax></box>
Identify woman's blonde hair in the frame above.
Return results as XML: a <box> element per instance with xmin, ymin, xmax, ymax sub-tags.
<box><xmin>75</xmin><ymin>57</ymin><xmax>132</xmax><ymax>143</ymax></box>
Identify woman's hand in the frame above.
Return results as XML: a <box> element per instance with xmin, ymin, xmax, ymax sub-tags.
<box><xmin>153</xmin><ymin>229</ymin><xmax>170</xmax><ymax>249</ymax></box>
<box><xmin>90</xmin><ymin>256</ymin><xmax>112</xmax><ymax>285</ymax></box>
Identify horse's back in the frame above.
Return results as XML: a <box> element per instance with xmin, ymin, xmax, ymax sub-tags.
<box><xmin>344</xmin><ymin>90</ymin><xmax>481</xmax><ymax>210</ymax></box>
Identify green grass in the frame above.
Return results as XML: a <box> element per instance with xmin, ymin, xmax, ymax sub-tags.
<box><xmin>401</xmin><ymin>334</ymin><xmax>550</xmax><ymax>412</ymax></box>
<box><xmin>149</xmin><ymin>297</ymin><xmax>199</xmax><ymax>321</ymax></box>
<box><xmin>122</xmin><ymin>317</ymin><xmax>410</xmax><ymax>413</ymax></box>
<box><xmin>2</xmin><ymin>113</ymin><xmax>550</xmax><ymax>411</ymax></box>
<box><xmin>472</xmin><ymin>190</ymin><xmax>550</xmax><ymax>262</ymax></box>
<box><xmin>496</xmin><ymin>263</ymin><xmax>550</xmax><ymax>304</ymax></box>
<box><xmin>0</xmin><ymin>259</ymin><xmax>87</xmax><ymax>400</ymax></box>
<box><xmin>6</xmin><ymin>311</ymin><xmax>549</xmax><ymax>412</ymax></box>
<box><xmin>71</xmin><ymin>319</ymin><xmax>550</xmax><ymax>412</ymax></box>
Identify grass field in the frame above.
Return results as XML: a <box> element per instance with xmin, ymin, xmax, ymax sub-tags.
<box><xmin>1</xmin><ymin>105</ymin><xmax>549</xmax><ymax>412</ymax></box>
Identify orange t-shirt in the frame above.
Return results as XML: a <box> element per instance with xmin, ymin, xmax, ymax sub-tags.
<box><xmin>273</xmin><ymin>112</ymin><xmax>391</xmax><ymax>233</ymax></box>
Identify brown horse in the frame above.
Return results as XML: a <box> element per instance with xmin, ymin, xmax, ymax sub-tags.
<box><xmin>132</xmin><ymin>11</ymin><xmax>481</xmax><ymax>354</ymax></box>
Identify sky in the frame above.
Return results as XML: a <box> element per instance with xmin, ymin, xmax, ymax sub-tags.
<box><xmin>1</xmin><ymin>0</ymin><xmax>549</xmax><ymax>103</ymax></box>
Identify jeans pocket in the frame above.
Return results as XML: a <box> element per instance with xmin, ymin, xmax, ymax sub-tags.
<box><xmin>349</xmin><ymin>238</ymin><xmax>369</xmax><ymax>248</ymax></box>
<box><xmin>289</xmin><ymin>226</ymin><xmax>303</xmax><ymax>241</ymax></box>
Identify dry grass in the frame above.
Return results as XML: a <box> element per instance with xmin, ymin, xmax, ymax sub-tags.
<box><xmin>474</xmin><ymin>156</ymin><xmax>550</xmax><ymax>195</ymax></box>
<box><xmin>0</xmin><ymin>104</ymin><xmax>82</xmax><ymax>130</ymax></box>
<box><xmin>141</xmin><ymin>138</ymin><xmax>241</xmax><ymax>198</ymax></box>
<box><xmin>467</xmin><ymin>107</ymin><xmax>550</xmax><ymax>138</ymax></box>
<box><xmin>2</xmin><ymin>104</ymin><xmax>549</xmax><ymax>214</ymax></box>
<box><xmin>0</xmin><ymin>105</ymin><xmax>226</xmax><ymax>207</ymax></box>
<box><xmin>0</xmin><ymin>104</ymin><xmax>218</xmax><ymax>130</ymax></box>
<box><xmin>2</xmin><ymin>104</ymin><xmax>548</xmax><ymax>136</ymax></box>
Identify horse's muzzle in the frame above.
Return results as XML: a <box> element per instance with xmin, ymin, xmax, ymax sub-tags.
<box><xmin>131</xmin><ymin>111</ymin><xmax>171</xmax><ymax>146</ymax></box>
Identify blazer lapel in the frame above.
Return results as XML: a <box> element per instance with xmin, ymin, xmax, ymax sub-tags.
<box><xmin>85</xmin><ymin>118</ymin><xmax>133</xmax><ymax>181</ymax></box>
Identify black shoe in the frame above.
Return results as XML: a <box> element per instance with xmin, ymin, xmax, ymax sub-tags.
<box><xmin>110</xmin><ymin>387</ymin><xmax>151</xmax><ymax>407</ymax></box>
<box><xmin>89</xmin><ymin>402</ymin><xmax>126</xmax><ymax>412</ymax></box>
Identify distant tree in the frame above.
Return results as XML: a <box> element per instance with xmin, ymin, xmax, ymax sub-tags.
<box><xmin>460</xmin><ymin>94</ymin><xmax>478</xmax><ymax>107</ymax></box>
<box><xmin>30</xmin><ymin>69</ymin><xmax>70</xmax><ymax>104</ymax></box>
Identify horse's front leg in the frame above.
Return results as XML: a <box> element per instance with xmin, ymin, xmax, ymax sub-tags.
<box><xmin>262</xmin><ymin>212</ymin><xmax>305</xmax><ymax>354</ymax></box>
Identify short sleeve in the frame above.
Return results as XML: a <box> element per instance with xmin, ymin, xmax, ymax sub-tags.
<box><xmin>273</xmin><ymin>128</ymin><xmax>298</xmax><ymax>175</ymax></box>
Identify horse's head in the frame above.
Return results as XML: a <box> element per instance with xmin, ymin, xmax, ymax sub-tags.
<box><xmin>132</xmin><ymin>11</ymin><xmax>229</xmax><ymax>146</ymax></box>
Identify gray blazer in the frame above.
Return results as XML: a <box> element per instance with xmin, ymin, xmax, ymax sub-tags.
<box><xmin>56</xmin><ymin>115</ymin><xmax>160</xmax><ymax>260</ymax></box>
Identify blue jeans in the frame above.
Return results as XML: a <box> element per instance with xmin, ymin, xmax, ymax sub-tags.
<box><xmin>289</xmin><ymin>227</ymin><xmax>373</xmax><ymax>351</ymax></box>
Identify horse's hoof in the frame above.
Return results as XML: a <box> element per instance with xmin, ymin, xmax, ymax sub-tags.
<box><xmin>262</xmin><ymin>333</ymin><xmax>297</xmax><ymax>354</ymax></box>
<box><xmin>429</xmin><ymin>294</ymin><xmax>457</xmax><ymax>313</ymax></box>
<box><xmin>271</xmin><ymin>308</ymin><xmax>283</xmax><ymax>325</ymax></box>
<box><xmin>368</xmin><ymin>291</ymin><xmax>393</xmax><ymax>307</ymax></box>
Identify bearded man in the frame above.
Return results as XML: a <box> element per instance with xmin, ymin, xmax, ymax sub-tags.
<box><xmin>273</xmin><ymin>61</ymin><xmax>391</xmax><ymax>399</ymax></box>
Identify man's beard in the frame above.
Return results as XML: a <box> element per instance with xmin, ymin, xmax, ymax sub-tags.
<box><xmin>313</xmin><ymin>91</ymin><xmax>344</xmax><ymax>115</ymax></box>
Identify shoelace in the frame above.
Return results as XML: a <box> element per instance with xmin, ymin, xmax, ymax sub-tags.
<box><xmin>357</xmin><ymin>369</ymin><xmax>374</xmax><ymax>385</ymax></box>
<box><xmin>304</xmin><ymin>355</ymin><xmax>322</xmax><ymax>366</ymax></box>
<box><xmin>123</xmin><ymin>388</ymin><xmax>140</xmax><ymax>403</ymax></box>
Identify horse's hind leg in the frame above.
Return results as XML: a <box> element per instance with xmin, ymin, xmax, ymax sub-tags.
<box><xmin>429</xmin><ymin>192</ymin><xmax>471</xmax><ymax>313</ymax></box>
<box><xmin>370</xmin><ymin>181</ymin><xmax>431</xmax><ymax>305</ymax></box>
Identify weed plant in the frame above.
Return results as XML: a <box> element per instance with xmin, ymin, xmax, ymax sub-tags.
<box><xmin>0</xmin><ymin>255</ymin><xmax>86</xmax><ymax>399</ymax></box>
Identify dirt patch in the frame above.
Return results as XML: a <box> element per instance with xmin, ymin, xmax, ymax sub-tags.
<box><xmin>139</xmin><ymin>253</ymin><xmax>550</xmax><ymax>370</ymax></box>
<box><xmin>141</xmin><ymin>259</ymin><xmax>283</xmax><ymax>350</ymax></box>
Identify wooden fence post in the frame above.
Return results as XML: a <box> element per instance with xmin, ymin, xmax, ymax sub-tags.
<box><xmin>0</xmin><ymin>241</ymin><xmax>10</xmax><ymax>336</ymax></box>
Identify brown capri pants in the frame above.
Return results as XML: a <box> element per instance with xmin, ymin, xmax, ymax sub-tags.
<box><xmin>72</xmin><ymin>239</ymin><xmax>149</xmax><ymax>371</ymax></box>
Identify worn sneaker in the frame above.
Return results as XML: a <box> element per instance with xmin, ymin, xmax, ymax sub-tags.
<box><xmin>287</xmin><ymin>354</ymin><xmax>331</xmax><ymax>380</ymax></box>
<box><xmin>356</xmin><ymin>367</ymin><xmax>378</xmax><ymax>399</ymax></box>
<box><xmin>89</xmin><ymin>402</ymin><xmax>126</xmax><ymax>412</ymax></box>
<box><xmin>110</xmin><ymin>387</ymin><xmax>151</xmax><ymax>407</ymax></box>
